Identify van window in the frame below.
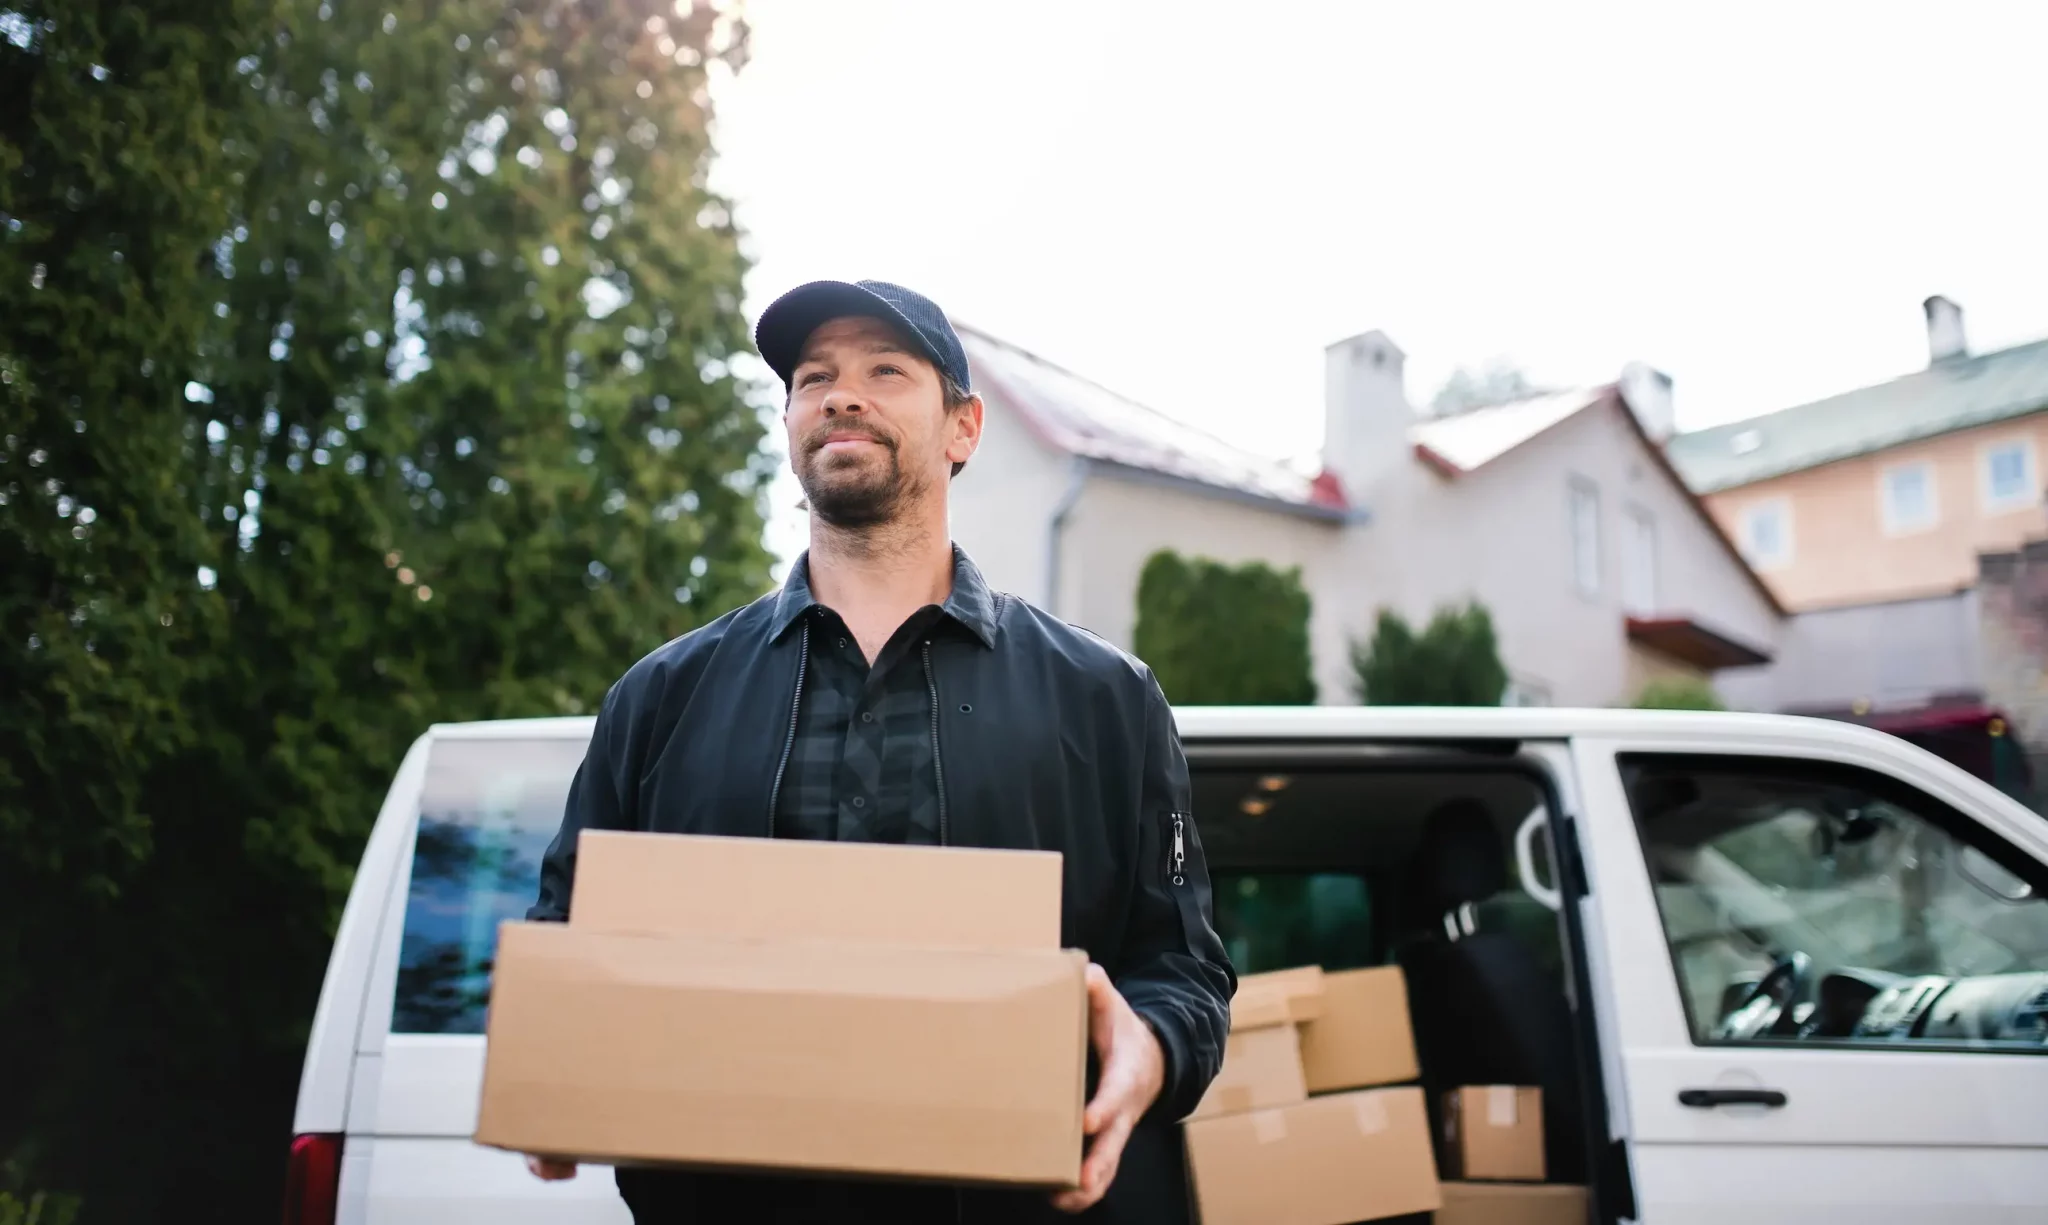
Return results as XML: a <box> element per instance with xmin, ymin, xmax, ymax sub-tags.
<box><xmin>1212</xmin><ymin>871</ymin><xmax>1374</xmax><ymax>974</ymax></box>
<box><xmin>391</xmin><ymin>736</ymin><xmax>585</xmax><ymax>1034</ymax></box>
<box><xmin>1622</xmin><ymin>755</ymin><xmax>2048</xmax><ymax>1049</ymax></box>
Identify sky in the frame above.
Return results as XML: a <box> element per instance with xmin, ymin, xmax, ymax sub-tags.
<box><xmin>705</xmin><ymin>1</ymin><xmax>2048</xmax><ymax>570</ymax></box>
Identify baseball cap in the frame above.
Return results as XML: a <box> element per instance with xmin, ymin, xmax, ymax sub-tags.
<box><xmin>753</xmin><ymin>279</ymin><xmax>972</xmax><ymax>395</ymax></box>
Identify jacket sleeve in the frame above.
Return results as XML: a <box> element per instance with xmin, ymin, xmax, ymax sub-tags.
<box><xmin>527</xmin><ymin>679</ymin><xmax>634</xmax><ymax>923</ymax></box>
<box><xmin>1116</xmin><ymin>670</ymin><xmax>1237</xmax><ymax>1123</ymax></box>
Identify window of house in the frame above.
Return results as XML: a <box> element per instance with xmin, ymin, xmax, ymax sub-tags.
<box><xmin>1623</xmin><ymin>505</ymin><xmax>1657</xmax><ymax>614</ymax></box>
<box><xmin>1740</xmin><ymin>499</ymin><xmax>1792</xmax><ymax>569</ymax></box>
<box><xmin>1621</xmin><ymin>754</ymin><xmax>2048</xmax><ymax>1049</ymax></box>
<box><xmin>1880</xmin><ymin>461</ymin><xmax>1938</xmax><ymax>534</ymax></box>
<box><xmin>1569</xmin><ymin>479</ymin><xmax>1601</xmax><ymax>597</ymax></box>
<box><xmin>1983</xmin><ymin>440</ymin><xmax>2038</xmax><ymax>512</ymax></box>
<box><xmin>391</xmin><ymin>736</ymin><xmax>585</xmax><ymax>1034</ymax></box>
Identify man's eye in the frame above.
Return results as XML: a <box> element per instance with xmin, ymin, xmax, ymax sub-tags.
<box><xmin>797</xmin><ymin>371</ymin><xmax>828</xmax><ymax>386</ymax></box>
<box><xmin>874</xmin><ymin>364</ymin><xmax>904</xmax><ymax>377</ymax></box>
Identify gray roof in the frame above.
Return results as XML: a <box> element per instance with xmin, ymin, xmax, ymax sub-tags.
<box><xmin>1666</xmin><ymin>336</ymin><xmax>2048</xmax><ymax>493</ymax></box>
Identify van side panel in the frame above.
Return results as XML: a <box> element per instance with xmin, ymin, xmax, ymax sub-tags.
<box><xmin>292</xmin><ymin>734</ymin><xmax>436</xmax><ymax>1134</ymax></box>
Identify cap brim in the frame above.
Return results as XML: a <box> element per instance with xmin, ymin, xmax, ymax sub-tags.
<box><xmin>753</xmin><ymin>280</ymin><xmax>941</xmax><ymax>388</ymax></box>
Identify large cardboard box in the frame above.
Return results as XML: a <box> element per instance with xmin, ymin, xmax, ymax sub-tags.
<box><xmin>1185</xmin><ymin>1086</ymin><xmax>1442</xmax><ymax>1225</ymax></box>
<box><xmin>474</xmin><ymin>831</ymin><xmax>1089</xmax><ymax>1187</ymax></box>
<box><xmin>1187</xmin><ymin>1007</ymin><xmax>1308</xmax><ymax>1121</ymax></box>
<box><xmin>1438</xmin><ymin>1181</ymin><xmax>1589</xmax><ymax>1225</ymax></box>
<box><xmin>1442</xmin><ymin>1086</ymin><xmax>1545</xmax><ymax>1182</ymax></box>
<box><xmin>1234</xmin><ymin>965</ymin><xmax>1326</xmax><ymax>1022</ymax></box>
<box><xmin>1297</xmin><ymin>965</ymin><xmax>1420</xmax><ymax>1093</ymax></box>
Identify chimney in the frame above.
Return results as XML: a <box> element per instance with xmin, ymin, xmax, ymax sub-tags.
<box><xmin>1321</xmin><ymin>329</ymin><xmax>1413</xmax><ymax>500</ymax></box>
<box><xmin>1924</xmin><ymin>295</ymin><xmax>1967</xmax><ymax>365</ymax></box>
<box><xmin>1618</xmin><ymin>362</ymin><xmax>1676</xmax><ymax>443</ymax></box>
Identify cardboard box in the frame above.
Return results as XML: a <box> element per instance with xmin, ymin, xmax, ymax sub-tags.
<box><xmin>474</xmin><ymin>832</ymin><xmax>1089</xmax><ymax>1187</ymax></box>
<box><xmin>1297</xmin><ymin>965</ymin><xmax>1420</xmax><ymax>1093</ymax></box>
<box><xmin>1294</xmin><ymin>970</ymin><xmax>1425</xmax><ymax>1097</ymax></box>
<box><xmin>1438</xmin><ymin>1181</ymin><xmax>1589</xmax><ymax>1225</ymax></box>
<box><xmin>1185</xmin><ymin>1086</ymin><xmax>1442</xmax><ymax>1225</ymax></box>
<box><xmin>1442</xmin><ymin>1086</ymin><xmax>1545</xmax><ymax>1182</ymax></box>
<box><xmin>1234</xmin><ymin>964</ymin><xmax>1326</xmax><ymax>1023</ymax></box>
<box><xmin>1187</xmin><ymin>1011</ymin><xmax>1308</xmax><ymax>1121</ymax></box>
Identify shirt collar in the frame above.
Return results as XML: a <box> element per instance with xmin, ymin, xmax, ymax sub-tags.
<box><xmin>771</xmin><ymin>544</ymin><xmax>1000</xmax><ymax>649</ymax></box>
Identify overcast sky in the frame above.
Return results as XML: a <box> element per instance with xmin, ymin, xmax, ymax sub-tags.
<box><xmin>706</xmin><ymin>1</ymin><xmax>2048</xmax><ymax>568</ymax></box>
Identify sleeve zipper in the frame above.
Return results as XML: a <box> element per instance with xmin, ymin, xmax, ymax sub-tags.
<box><xmin>1170</xmin><ymin>812</ymin><xmax>1186</xmax><ymax>886</ymax></box>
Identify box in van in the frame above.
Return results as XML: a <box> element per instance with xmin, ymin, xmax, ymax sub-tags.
<box><xmin>1441</xmin><ymin>1085</ymin><xmax>1545</xmax><ymax>1182</ymax></box>
<box><xmin>1296</xmin><ymin>965</ymin><xmax>1419</xmax><ymax>1093</ymax></box>
<box><xmin>1184</xmin><ymin>1085</ymin><xmax>1441</xmax><ymax>1225</ymax></box>
<box><xmin>472</xmin><ymin>831</ymin><xmax>1088</xmax><ymax>1187</ymax></box>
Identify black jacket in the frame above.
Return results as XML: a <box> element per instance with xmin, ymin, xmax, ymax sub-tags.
<box><xmin>530</xmin><ymin>551</ymin><xmax>1236</xmax><ymax>1224</ymax></box>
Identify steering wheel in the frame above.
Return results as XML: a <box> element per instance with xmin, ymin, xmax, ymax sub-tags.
<box><xmin>1716</xmin><ymin>950</ymin><xmax>1814</xmax><ymax>1040</ymax></box>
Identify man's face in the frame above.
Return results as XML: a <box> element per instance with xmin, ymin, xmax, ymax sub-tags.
<box><xmin>784</xmin><ymin>314</ymin><xmax>980</xmax><ymax>528</ymax></box>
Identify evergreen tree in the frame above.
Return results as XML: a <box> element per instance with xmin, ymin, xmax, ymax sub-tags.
<box><xmin>1351</xmin><ymin>602</ymin><xmax>1508</xmax><ymax>705</ymax></box>
<box><xmin>1133</xmin><ymin>550</ymin><xmax>1316</xmax><ymax>705</ymax></box>
<box><xmin>1</xmin><ymin>1</ymin><xmax>768</xmax><ymax>1217</ymax></box>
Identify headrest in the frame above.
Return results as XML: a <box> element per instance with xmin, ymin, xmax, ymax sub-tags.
<box><xmin>1409</xmin><ymin>797</ymin><xmax>1508</xmax><ymax>915</ymax></box>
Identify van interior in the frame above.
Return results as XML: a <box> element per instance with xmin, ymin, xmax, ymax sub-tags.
<box><xmin>1190</xmin><ymin>743</ymin><xmax>1608</xmax><ymax>1212</ymax></box>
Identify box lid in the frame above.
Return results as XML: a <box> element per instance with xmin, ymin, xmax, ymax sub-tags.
<box><xmin>569</xmin><ymin>830</ymin><xmax>1063</xmax><ymax>949</ymax></box>
<box><xmin>1233</xmin><ymin>965</ymin><xmax>1326</xmax><ymax>1023</ymax></box>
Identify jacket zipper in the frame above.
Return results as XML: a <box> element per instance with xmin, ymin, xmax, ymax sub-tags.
<box><xmin>1169</xmin><ymin>812</ymin><xmax>1186</xmax><ymax>886</ymax></box>
<box><xmin>922</xmin><ymin>640</ymin><xmax>949</xmax><ymax>846</ymax></box>
<box><xmin>766</xmin><ymin>621</ymin><xmax>809</xmax><ymax>837</ymax></box>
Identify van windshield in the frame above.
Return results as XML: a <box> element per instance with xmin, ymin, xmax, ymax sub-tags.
<box><xmin>391</xmin><ymin>736</ymin><xmax>584</xmax><ymax>1034</ymax></box>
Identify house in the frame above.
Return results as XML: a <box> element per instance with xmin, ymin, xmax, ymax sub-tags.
<box><xmin>1666</xmin><ymin>297</ymin><xmax>2048</xmax><ymax>724</ymax></box>
<box><xmin>949</xmin><ymin>323</ymin><xmax>1784</xmax><ymax>708</ymax></box>
<box><xmin>1667</xmin><ymin>296</ymin><xmax>2048</xmax><ymax>612</ymax></box>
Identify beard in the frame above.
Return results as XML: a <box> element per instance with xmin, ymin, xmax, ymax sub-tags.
<box><xmin>796</xmin><ymin>420</ymin><xmax>930</xmax><ymax>529</ymax></box>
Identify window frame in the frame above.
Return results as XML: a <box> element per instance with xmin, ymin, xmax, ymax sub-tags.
<box><xmin>1879</xmin><ymin>458</ymin><xmax>1940</xmax><ymax>536</ymax></box>
<box><xmin>1739</xmin><ymin>497</ymin><xmax>1793</xmax><ymax>570</ymax></box>
<box><xmin>1569</xmin><ymin>477</ymin><xmax>1602</xmax><ymax>599</ymax></box>
<box><xmin>1981</xmin><ymin>437</ymin><xmax>2039</xmax><ymax>515</ymax></box>
<box><xmin>1615</xmin><ymin>750</ymin><xmax>2048</xmax><ymax>1056</ymax></box>
<box><xmin>1622</xmin><ymin>503</ymin><xmax>1657</xmax><ymax>615</ymax></box>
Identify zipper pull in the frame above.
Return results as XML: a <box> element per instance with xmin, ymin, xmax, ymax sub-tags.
<box><xmin>1170</xmin><ymin>814</ymin><xmax>1186</xmax><ymax>886</ymax></box>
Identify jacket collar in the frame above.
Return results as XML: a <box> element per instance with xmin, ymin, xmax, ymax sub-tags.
<box><xmin>771</xmin><ymin>543</ymin><xmax>1000</xmax><ymax>649</ymax></box>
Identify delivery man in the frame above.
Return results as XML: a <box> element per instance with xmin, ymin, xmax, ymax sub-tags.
<box><xmin>522</xmin><ymin>279</ymin><xmax>1235</xmax><ymax>1223</ymax></box>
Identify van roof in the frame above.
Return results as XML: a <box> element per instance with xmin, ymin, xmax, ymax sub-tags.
<box><xmin>424</xmin><ymin>706</ymin><xmax>1891</xmax><ymax>750</ymax></box>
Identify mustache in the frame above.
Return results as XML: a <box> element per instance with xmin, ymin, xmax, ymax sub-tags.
<box><xmin>803</xmin><ymin>420</ymin><xmax>896</xmax><ymax>455</ymax></box>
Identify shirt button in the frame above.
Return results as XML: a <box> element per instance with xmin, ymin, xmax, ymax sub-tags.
<box><xmin>851</xmin><ymin>796</ymin><xmax>866</xmax><ymax>809</ymax></box>
<box><xmin>860</xmin><ymin>711</ymin><xmax>874</xmax><ymax>723</ymax></box>
<box><xmin>838</xmin><ymin>637</ymin><xmax>848</xmax><ymax>649</ymax></box>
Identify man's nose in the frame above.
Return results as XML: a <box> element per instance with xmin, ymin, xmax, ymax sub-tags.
<box><xmin>821</xmin><ymin>386</ymin><xmax>866</xmax><ymax>416</ymax></box>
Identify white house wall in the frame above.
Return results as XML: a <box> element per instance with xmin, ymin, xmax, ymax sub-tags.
<box><xmin>947</xmin><ymin>390</ymin><xmax>1070</xmax><ymax>605</ymax></box>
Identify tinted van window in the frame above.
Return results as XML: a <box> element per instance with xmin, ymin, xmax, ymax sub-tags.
<box><xmin>391</xmin><ymin>736</ymin><xmax>586</xmax><ymax>1034</ymax></box>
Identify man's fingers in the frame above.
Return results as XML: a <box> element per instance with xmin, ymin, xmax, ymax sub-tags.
<box><xmin>526</xmin><ymin>1156</ymin><xmax>577</xmax><ymax>1181</ymax></box>
<box><xmin>1053</xmin><ymin>1109</ymin><xmax>1135</xmax><ymax>1213</ymax></box>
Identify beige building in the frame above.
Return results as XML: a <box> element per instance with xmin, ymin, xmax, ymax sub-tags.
<box><xmin>1667</xmin><ymin>297</ymin><xmax>2048</xmax><ymax>726</ymax></box>
<box><xmin>950</xmin><ymin>325</ymin><xmax>1784</xmax><ymax>708</ymax></box>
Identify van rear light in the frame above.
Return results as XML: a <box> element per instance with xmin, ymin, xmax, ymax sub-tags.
<box><xmin>283</xmin><ymin>1132</ymin><xmax>343</xmax><ymax>1225</ymax></box>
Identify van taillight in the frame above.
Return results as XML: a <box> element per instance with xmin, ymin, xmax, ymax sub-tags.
<box><xmin>282</xmin><ymin>1132</ymin><xmax>342</xmax><ymax>1225</ymax></box>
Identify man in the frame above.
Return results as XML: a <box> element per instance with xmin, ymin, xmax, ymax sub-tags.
<box><xmin>523</xmin><ymin>279</ymin><xmax>1235</xmax><ymax>1223</ymax></box>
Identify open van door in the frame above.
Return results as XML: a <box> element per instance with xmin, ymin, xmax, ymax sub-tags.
<box><xmin>1567</xmin><ymin>724</ymin><xmax>2048</xmax><ymax>1225</ymax></box>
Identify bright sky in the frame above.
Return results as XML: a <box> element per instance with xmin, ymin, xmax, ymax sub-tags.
<box><xmin>708</xmin><ymin>1</ymin><xmax>2048</xmax><ymax>569</ymax></box>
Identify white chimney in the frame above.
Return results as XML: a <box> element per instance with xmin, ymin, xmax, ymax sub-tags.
<box><xmin>1924</xmin><ymin>295</ymin><xmax>1967</xmax><ymax>365</ymax></box>
<box><xmin>1321</xmin><ymin>329</ymin><xmax>1413</xmax><ymax>499</ymax></box>
<box><xmin>1618</xmin><ymin>362</ymin><xmax>1676</xmax><ymax>443</ymax></box>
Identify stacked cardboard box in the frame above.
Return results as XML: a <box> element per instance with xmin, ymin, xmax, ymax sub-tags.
<box><xmin>472</xmin><ymin>831</ymin><xmax>1089</xmax><ymax>1189</ymax></box>
<box><xmin>1438</xmin><ymin>1082</ymin><xmax>1589</xmax><ymax>1222</ymax></box>
<box><xmin>1183</xmin><ymin>965</ymin><xmax>1442</xmax><ymax>1225</ymax></box>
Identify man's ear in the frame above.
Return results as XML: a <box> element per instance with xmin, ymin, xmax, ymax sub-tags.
<box><xmin>944</xmin><ymin>393</ymin><xmax>985</xmax><ymax>470</ymax></box>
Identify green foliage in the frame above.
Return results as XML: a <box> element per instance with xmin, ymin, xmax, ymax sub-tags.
<box><xmin>1</xmin><ymin>0</ymin><xmax>768</xmax><ymax>1218</ymax></box>
<box><xmin>1350</xmin><ymin>602</ymin><xmax>1508</xmax><ymax>705</ymax></box>
<box><xmin>0</xmin><ymin>1193</ymin><xmax>81</xmax><ymax>1225</ymax></box>
<box><xmin>1132</xmin><ymin>550</ymin><xmax>1316</xmax><ymax>705</ymax></box>
<box><xmin>1633</xmin><ymin>676</ymin><xmax>1726</xmax><ymax>710</ymax></box>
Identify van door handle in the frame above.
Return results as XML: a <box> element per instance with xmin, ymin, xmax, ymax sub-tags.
<box><xmin>1678</xmin><ymin>1088</ymin><xmax>1787</xmax><ymax>1109</ymax></box>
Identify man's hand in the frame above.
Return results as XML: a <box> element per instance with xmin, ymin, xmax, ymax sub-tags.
<box><xmin>526</xmin><ymin>1155</ymin><xmax>578</xmax><ymax>1182</ymax></box>
<box><xmin>1051</xmin><ymin>963</ymin><xmax>1165</xmax><ymax>1215</ymax></box>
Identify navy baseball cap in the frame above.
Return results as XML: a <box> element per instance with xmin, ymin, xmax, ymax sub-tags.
<box><xmin>753</xmin><ymin>279</ymin><xmax>972</xmax><ymax>395</ymax></box>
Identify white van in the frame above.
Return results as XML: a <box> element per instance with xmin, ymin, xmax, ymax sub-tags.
<box><xmin>287</xmin><ymin>707</ymin><xmax>2048</xmax><ymax>1225</ymax></box>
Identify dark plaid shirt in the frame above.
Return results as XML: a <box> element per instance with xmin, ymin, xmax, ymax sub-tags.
<box><xmin>768</xmin><ymin>546</ymin><xmax>1000</xmax><ymax>847</ymax></box>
